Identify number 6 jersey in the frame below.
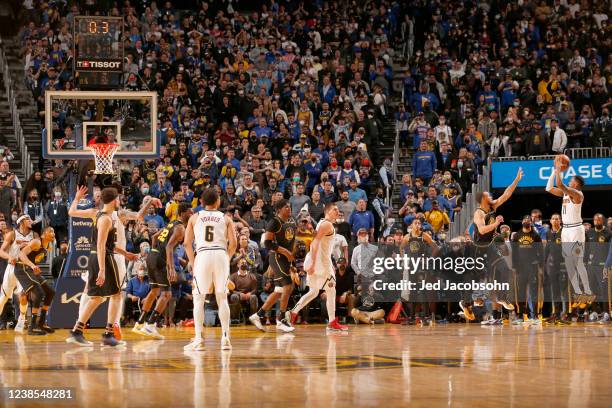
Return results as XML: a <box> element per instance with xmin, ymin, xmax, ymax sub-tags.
<box><xmin>194</xmin><ymin>209</ymin><xmax>228</xmax><ymax>251</ymax></box>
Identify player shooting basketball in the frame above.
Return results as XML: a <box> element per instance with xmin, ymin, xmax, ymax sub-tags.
<box><xmin>545</xmin><ymin>155</ymin><xmax>593</xmax><ymax>306</ymax></box>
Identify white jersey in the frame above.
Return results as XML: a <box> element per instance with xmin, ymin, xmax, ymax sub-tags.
<box><xmin>11</xmin><ymin>229</ymin><xmax>34</xmax><ymax>257</ymax></box>
<box><xmin>194</xmin><ymin>209</ymin><xmax>228</xmax><ymax>251</ymax></box>
<box><xmin>313</xmin><ymin>219</ymin><xmax>335</xmax><ymax>276</ymax></box>
<box><xmin>562</xmin><ymin>194</ymin><xmax>583</xmax><ymax>226</ymax></box>
<box><xmin>112</xmin><ymin>211</ymin><xmax>127</xmax><ymax>250</ymax></box>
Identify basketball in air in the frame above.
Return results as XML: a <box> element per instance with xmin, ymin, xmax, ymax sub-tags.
<box><xmin>555</xmin><ymin>154</ymin><xmax>570</xmax><ymax>171</ymax></box>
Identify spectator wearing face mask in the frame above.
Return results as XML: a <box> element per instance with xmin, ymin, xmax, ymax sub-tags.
<box><xmin>124</xmin><ymin>266</ymin><xmax>151</xmax><ymax>324</ymax></box>
<box><xmin>46</xmin><ymin>188</ymin><xmax>68</xmax><ymax>245</ymax></box>
<box><xmin>126</xmin><ymin>239</ymin><xmax>150</xmax><ymax>273</ymax></box>
<box><xmin>351</xmin><ymin>228</ymin><xmax>379</xmax><ymax>289</ymax></box>
<box><xmin>229</xmin><ymin>260</ymin><xmax>259</xmax><ymax>319</ymax></box>
<box><xmin>437</xmin><ymin>171</ymin><xmax>463</xmax><ymax>200</ymax></box>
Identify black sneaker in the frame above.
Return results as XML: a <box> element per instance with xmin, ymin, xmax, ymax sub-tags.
<box><xmin>28</xmin><ymin>327</ymin><xmax>46</xmax><ymax>336</ymax></box>
<box><xmin>41</xmin><ymin>325</ymin><xmax>55</xmax><ymax>334</ymax></box>
<box><xmin>101</xmin><ymin>332</ymin><xmax>126</xmax><ymax>347</ymax></box>
<box><xmin>65</xmin><ymin>330</ymin><xmax>94</xmax><ymax>347</ymax></box>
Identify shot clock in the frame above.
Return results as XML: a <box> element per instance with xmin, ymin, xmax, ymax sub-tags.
<box><xmin>73</xmin><ymin>16</ymin><xmax>124</xmax><ymax>89</ymax></box>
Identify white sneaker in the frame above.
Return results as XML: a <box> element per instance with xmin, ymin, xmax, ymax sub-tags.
<box><xmin>184</xmin><ymin>339</ymin><xmax>205</xmax><ymax>351</ymax></box>
<box><xmin>142</xmin><ymin>323</ymin><xmax>165</xmax><ymax>339</ymax></box>
<box><xmin>221</xmin><ymin>336</ymin><xmax>232</xmax><ymax>351</ymax></box>
<box><xmin>276</xmin><ymin>319</ymin><xmax>295</xmax><ymax>333</ymax></box>
<box><xmin>588</xmin><ymin>312</ymin><xmax>599</xmax><ymax>322</ymax></box>
<box><xmin>14</xmin><ymin>318</ymin><xmax>26</xmax><ymax>334</ymax></box>
<box><xmin>249</xmin><ymin>313</ymin><xmax>265</xmax><ymax>332</ymax></box>
<box><xmin>132</xmin><ymin>322</ymin><xmax>146</xmax><ymax>335</ymax></box>
<box><xmin>598</xmin><ymin>312</ymin><xmax>610</xmax><ymax>324</ymax></box>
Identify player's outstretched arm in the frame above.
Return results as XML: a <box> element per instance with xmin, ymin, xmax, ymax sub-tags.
<box><xmin>492</xmin><ymin>168</ymin><xmax>523</xmax><ymax>210</ymax></box>
<box><xmin>545</xmin><ymin>169</ymin><xmax>564</xmax><ymax>197</ymax></box>
<box><xmin>555</xmin><ymin>169</ymin><xmax>583</xmax><ymax>203</ymax></box>
<box><xmin>114</xmin><ymin>246</ymin><xmax>138</xmax><ymax>261</ymax></box>
<box><xmin>0</xmin><ymin>231</ymin><xmax>15</xmax><ymax>262</ymax></box>
<box><xmin>18</xmin><ymin>239</ymin><xmax>42</xmax><ymax>272</ymax></box>
<box><xmin>226</xmin><ymin>215</ymin><xmax>238</xmax><ymax>259</ymax></box>
<box><xmin>68</xmin><ymin>185</ymin><xmax>98</xmax><ymax>219</ymax></box>
<box><xmin>119</xmin><ymin>196</ymin><xmax>163</xmax><ymax>222</ymax></box>
<box><xmin>184</xmin><ymin>214</ymin><xmax>197</xmax><ymax>269</ymax></box>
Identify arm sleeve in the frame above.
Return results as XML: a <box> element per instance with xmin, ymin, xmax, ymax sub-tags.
<box><xmin>545</xmin><ymin>171</ymin><xmax>555</xmax><ymax>192</ymax></box>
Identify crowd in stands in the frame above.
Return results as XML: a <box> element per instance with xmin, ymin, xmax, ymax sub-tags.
<box><xmin>0</xmin><ymin>0</ymin><xmax>608</xmax><ymax>326</ymax></box>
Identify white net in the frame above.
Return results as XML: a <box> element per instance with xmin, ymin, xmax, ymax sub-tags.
<box><xmin>91</xmin><ymin>143</ymin><xmax>120</xmax><ymax>174</ymax></box>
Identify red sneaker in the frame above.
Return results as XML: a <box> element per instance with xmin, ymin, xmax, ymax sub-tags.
<box><xmin>327</xmin><ymin>318</ymin><xmax>348</xmax><ymax>331</ymax></box>
<box><xmin>285</xmin><ymin>311</ymin><xmax>299</xmax><ymax>325</ymax></box>
<box><xmin>113</xmin><ymin>323</ymin><xmax>122</xmax><ymax>341</ymax></box>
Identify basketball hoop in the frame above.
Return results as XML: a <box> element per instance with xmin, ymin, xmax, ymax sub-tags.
<box><xmin>90</xmin><ymin>143</ymin><xmax>120</xmax><ymax>174</ymax></box>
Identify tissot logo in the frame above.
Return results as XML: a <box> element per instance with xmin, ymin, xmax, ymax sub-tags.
<box><xmin>76</xmin><ymin>60</ymin><xmax>122</xmax><ymax>70</ymax></box>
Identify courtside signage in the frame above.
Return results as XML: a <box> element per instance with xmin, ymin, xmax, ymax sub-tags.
<box><xmin>491</xmin><ymin>158</ymin><xmax>612</xmax><ymax>188</ymax></box>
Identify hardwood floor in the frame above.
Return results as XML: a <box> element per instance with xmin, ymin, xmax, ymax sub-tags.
<box><xmin>1</xmin><ymin>324</ymin><xmax>611</xmax><ymax>407</ymax></box>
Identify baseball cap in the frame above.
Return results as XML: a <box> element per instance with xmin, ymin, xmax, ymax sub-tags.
<box><xmin>357</xmin><ymin>228</ymin><xmax>368</xmax><ymax>235</ymax></box>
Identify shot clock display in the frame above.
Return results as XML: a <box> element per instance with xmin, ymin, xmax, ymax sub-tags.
<box><xmin>74</xmin><ymin>16</ymin><xmax>124</xmax><ymax>89</ymax></box>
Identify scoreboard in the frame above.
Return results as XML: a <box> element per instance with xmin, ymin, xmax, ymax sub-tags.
<box><xmin>73</xmin><ymin>16</ymin><xmax>124</xmax><ymax>89</ymax></box>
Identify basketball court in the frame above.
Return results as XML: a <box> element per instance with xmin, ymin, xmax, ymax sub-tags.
<box><xmin>1</xmin><ymin>324</ymin><xmax>611</xmax><ymax>407</ymax></box>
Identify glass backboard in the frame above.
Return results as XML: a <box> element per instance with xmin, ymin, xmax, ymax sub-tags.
<box><xmin>43</xmin><ymin>91</ymin><xmax>159</xmax><ymax>159</ymax></box>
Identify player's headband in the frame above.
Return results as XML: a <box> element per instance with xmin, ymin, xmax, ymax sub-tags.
<box><xmin>17</xmin><ymin>214</ymin><xmax>31</xmax><ymax>225</ymax></box>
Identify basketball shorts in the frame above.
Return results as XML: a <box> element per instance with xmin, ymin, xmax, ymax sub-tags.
<box><xmin>192</xmin><ymin>249</ymin><xmax>230</xmax><ymax>295</ymax></box>
<box><xmin>14</xmin><ymin>263</ymin><xmax>46</xmax><ymax>294</ymax></box>
<box><xmin>306</xmin><ymin>273</ymin><xmax>335</xmax><ymax>291</ymax></box>
<box><xmin>269</xmin><ymin>252</ymin><xmax>293</xmax><ymax>287</ymax></box>
<box><xmin>87</xmin><ymin>251</ymin><xmax>121</xmax><ymax>297</ymax></box>
<box><xmin>113</xmin><ymin>253</ymin><xmax>127</xmax><ymax>289</ymax></box>
<box><xmin>561</xmin><ymin>225</ymin><xmax>585</xmax><ymax>258</ymax></box>
<box><xmin>1</xmin><ymin>263</ymin><xmax>22</xmax><ymax>297</ymax></box>
<box><xmin>146</xmin><ymin>249</ymin><xmax>170</xmax><ymax>289</ymax></box>
<box><xmin>304</xmin><ymin>252</ymin><xmax>335</xmax><ymax>290</ymax></box>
